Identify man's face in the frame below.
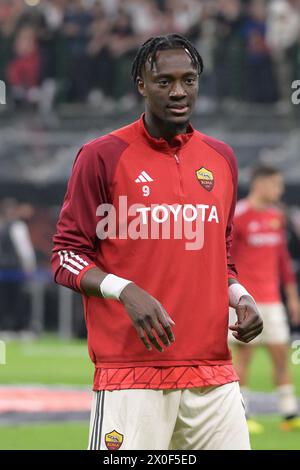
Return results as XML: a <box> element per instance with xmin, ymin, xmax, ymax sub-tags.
<box><xmin>256</xmin><ymin>173</ymin><xmax>285</xmax><ymax>204</ymax></box>
<box><xmin>137</xmin><ymin>48</ymin><xmax>199</xmax><ymax>126</ymax></box>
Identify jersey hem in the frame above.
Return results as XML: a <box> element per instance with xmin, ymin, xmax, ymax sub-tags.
<box><xmin>92</xmin><ymin>378</ymin><xmax>239</xmax><ymax>391</ymax></box>
<box><xmin>94</xmin><ymin>359</ymin><xmax>233</xmax><ymax>368</ymax></box>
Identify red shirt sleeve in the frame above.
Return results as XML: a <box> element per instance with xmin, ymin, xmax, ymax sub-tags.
<box><xmin>52</xmin><ymin>135</ymin><xmax>128</xmax><ymax>292</ymax></box>
<box><xmin>52</xmin><ymin>144</ymin><xmax>106</xmax><ymax>292</ymax></box>
<box><xmin>225</xmin><ymin>194</ymin><xmax>238</xmax><ymax>279</ymax></box>
<box><xmin>226</xmin><ymin>152</ymin><xmax>238</xmax><ymax>278</ymax></box>
<box><xmin>224</xmin><ymin>148</ymin><xmax>238</xmax><ymax>280</ymax></box>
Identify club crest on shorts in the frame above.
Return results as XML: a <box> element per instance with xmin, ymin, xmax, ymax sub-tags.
<box><xmin>196</xmin><ymin>167</ymin><xmax>214</xmax><ymax>192</ymax></box>
<box><xmin>105</xmin><ymin>430</ymin><xmax>124</xmax><ymax>450</ymax></box>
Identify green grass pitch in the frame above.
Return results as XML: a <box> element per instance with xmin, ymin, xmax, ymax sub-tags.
<box><xmin>0</xmin><ymin>336</ymin><xmax>300</xmax><ymax>450</ymax></box>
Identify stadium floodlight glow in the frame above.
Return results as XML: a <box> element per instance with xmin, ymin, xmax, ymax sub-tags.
<box><xmin>0</xmin><ymin>341</ymin><xmax>6</xmax><ymax>365</ymax></box>
<box><xmin>0</xmin><ymin>80</ymin><xmax>6</xmax><ymax>105</ymax></box>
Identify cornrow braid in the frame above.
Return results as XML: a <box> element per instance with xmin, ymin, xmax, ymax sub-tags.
<box><xmin>131</xmin><ymin>33</ymin><xmax>204</xmax><ymax>84</ymax></box>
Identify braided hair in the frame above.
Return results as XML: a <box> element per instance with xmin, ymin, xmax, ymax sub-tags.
<box><xmin>131</xmin><ymin>33</ymin><xmax>204</xmax><ymax>84</ymax></box>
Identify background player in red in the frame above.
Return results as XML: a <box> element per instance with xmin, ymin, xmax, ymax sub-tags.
<box><xmin>230</xmin><ymin>165</ymin><xmax>300</xmax><ymax>433</ymax></box>
<box><xmin>52</xmin><ymin>34</ymin><xmax>263</xmax><ymax>450</ymax></box>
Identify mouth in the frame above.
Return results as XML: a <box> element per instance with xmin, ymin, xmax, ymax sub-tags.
<box><xmin>167</xmin><ymin>105</ymin><xmax>189</xmax><ymax>115</ymax></box>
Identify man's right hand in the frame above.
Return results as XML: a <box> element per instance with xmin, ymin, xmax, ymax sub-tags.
<box><xmin>119</xmin><ymin>283</ymin><xmax>175</xmax><ymax>352</ymax></box>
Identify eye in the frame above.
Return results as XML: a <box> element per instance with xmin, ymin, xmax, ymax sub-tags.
<box><xmin>185</xmin><ymin>77</ymin><xmax>197</xmax><ymax>85</ymax></box>
<box><xmin>157</xmin><ymin>79</ymin><xmax>169</xmax><ymax>87</ymax></box>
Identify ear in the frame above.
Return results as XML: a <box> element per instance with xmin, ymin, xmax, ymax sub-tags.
<box><xmin>137</xmin><ymin>76</ymin><xmax>147</xmax><ymax>98</ymax></box>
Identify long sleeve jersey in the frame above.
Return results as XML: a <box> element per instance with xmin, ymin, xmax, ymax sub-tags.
<box><xmin>52</xmin><ymin>114</ymin><xmax>239</xmax><ymax>390</ymax></box>
<box><xmin>232</xmin><ymin>199</ymin><xmax>296</xmax><ymax>303</ymax></box>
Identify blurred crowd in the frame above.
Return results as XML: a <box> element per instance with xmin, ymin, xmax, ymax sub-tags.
<box><xmin>0</xmin><ymin>0</ymin><xmax>299</xmax><ymax>111</ymax></box>
<box><xmin>0</xmin><ymin>198</ymin><xmax>65</xmax><ymax>333</ymax></box>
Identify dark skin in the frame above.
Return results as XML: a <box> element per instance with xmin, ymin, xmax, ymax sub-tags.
<box><xmin>81</xmin><ymin>48</ymin><xmax>263</xmax><ymax>351</ymax></box>
<box><xmin>228</xmin><ymin>279</ymin><xmax>263</xmax><ymax>343</ymax></box>
<box><xmin>137</xmin><ymin>48</ymin><xmax>199</xmax><ymax>140</ymax></box>
<box><xmin>81</xmin><ymin>268</ymin><xmax>175</xmax><ymax>352</ymax></box>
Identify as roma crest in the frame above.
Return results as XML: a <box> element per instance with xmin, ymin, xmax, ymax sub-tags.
<box><xmin>105</xmin><ymin>430</ymin><xmax>124</xmax><ymax>450</ymax></box>
<box><xmin>196</xmin><ymin>167</ymin><xmax>214</xmax><ymax>192</ymax></box>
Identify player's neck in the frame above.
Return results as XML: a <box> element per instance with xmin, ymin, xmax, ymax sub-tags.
<box><xmin>247</xmin><ymin>194</ymin><xmax>270</xmax><ymax>211</ymax></box>
<box><xmin>144</xmin><ymin>111</ymin><xmax>189</xmax><ymax>142</ymax></box>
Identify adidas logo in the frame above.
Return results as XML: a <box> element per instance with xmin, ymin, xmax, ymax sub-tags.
<box><xmin>135</xmin><ymin>171</ymin><xmax>153</xmax><ymax>183</ymax></box>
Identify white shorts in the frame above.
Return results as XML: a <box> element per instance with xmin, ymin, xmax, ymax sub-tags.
<box><xmin>88</xmin><ymin>381</ymin><xmax>250</xmax><ymax>450</ymax></box>
<box><xmin>229</xmin><ymin>303</ymin><xmax>290</xmax><ymax>345</ymax></box>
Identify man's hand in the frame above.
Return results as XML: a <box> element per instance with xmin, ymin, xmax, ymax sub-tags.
<box><xmin>229</xmin><ymin>295</ymin><xmax>263</xmax><ymax>343</ymax></box>
<box><xmin>119</xmin><ymin>283</ymin><xmax>175</xmax><ymax>352</ymax></box>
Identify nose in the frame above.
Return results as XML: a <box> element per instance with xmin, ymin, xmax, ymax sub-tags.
<box><xmin>169</xmin><ymin>81</ymin><xmax>187</xmax><ymax>98</ymax></box>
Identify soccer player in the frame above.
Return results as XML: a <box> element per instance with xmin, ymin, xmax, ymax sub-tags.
<box><xmin>230</xmin><ymin>165</ymin><xmax>300</xmax><ymax>433</ymax></box>
<box><xmin>52</xmin><ymin>34</ymin><xmax>263</xmax><ymax>450</ymax></box>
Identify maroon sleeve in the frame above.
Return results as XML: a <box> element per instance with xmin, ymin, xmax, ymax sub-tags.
<box><xmin>223</xmin><ymin>148</ymin><xmax>238</xmax><ymax>280</ymax></box>
<box><xmin>51</xmin><ymin>135</ymin><xmax>128</xmax><ymax>292</ymax></box>
<box><xmin>201</xmin><ymin>135</ymin><xmax>238</xmax><ymax>279</ymax></box>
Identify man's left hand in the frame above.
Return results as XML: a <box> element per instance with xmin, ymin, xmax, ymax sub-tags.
<box><xmin>229</xmin><ymin>295</ymin><xmax>263</xmax><ymax>343</ymax></box>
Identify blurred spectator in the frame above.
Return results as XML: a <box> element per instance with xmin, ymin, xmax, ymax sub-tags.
<box><xmin>0</xmin><ymin>1</ymin><xmax>24</xmax><ymax>89</ymax></box>
<box><xmin>242</xmin><ymin>0</ymin><xmax>279</xmax><ymax>102</ymax></box>
<box><xmin>86</xmin><ymin>1</ymin><xmax>112</xmax><ymax>101</ymax></box>
<box><xmin>38</xmin><ymin>0</ymin><xmax>66</xmax><ymax>114</ymax></box>
<box><xmin>0</xmin><ymin>0</ymin><xmax>25</xmax><ymax>37</ymax></box>
<box><xmin>6</xmin><ymin>26</ymin><xmax>41</xmax><ymax>107</ymax></box>
<box><xmin>266</xmin><ymin>0</ymin><xmax>300</xmax><ymax>103</ymax></box>
<box><xmin>213</xmin><ymin>0</ymin><xmax>246</xmax><ymax>102</ymax></box>
<box><xmin>165</xmin><ymin>0</ymin><xmax>202</xmax><ymax>38</ymax></box>
<box><xmin>0</xmin><ymin>199</ymin><xmax>37</xmax><ymax>331</ymax></box>
<box><xmin>62</xmin><ymin>0</ymin><xmax>93</xmax><ymax>101</ymax></box>
<box><xmin>100</xmin><ymin>0</ymin><xmax>121</xmax><ymax>18</ymax></box>
<box><xmin>126</xmin><ymin>0</ymin><xmax>165</xmax><ymax>37</ymax></box>
<box><xmin>108</xmin><ymin>6</ymin><xmax>140</xmax><ymax>103</ymax></box>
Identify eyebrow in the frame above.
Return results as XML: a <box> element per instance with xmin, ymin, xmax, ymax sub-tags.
<box><xmin>152</xmin><ymin>71</ymin><xmax>199</xmax><ymax>79</ymax></box>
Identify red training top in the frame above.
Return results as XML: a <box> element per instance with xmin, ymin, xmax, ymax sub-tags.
<box><xmin>52</xmin><ymin>114</ymin><xmax>239</xmax><ymax>390</ymax></box>
<box><xmin>232</xmin><ymin>199</ymin><xmax>296</xmax><ymax>303</ymax></box>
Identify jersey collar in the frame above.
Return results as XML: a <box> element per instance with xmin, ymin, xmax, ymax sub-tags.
<box><xmin>137</xmin><ymin>113</ymin><xmax>194</xmax><ymax>153</ymax></box>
